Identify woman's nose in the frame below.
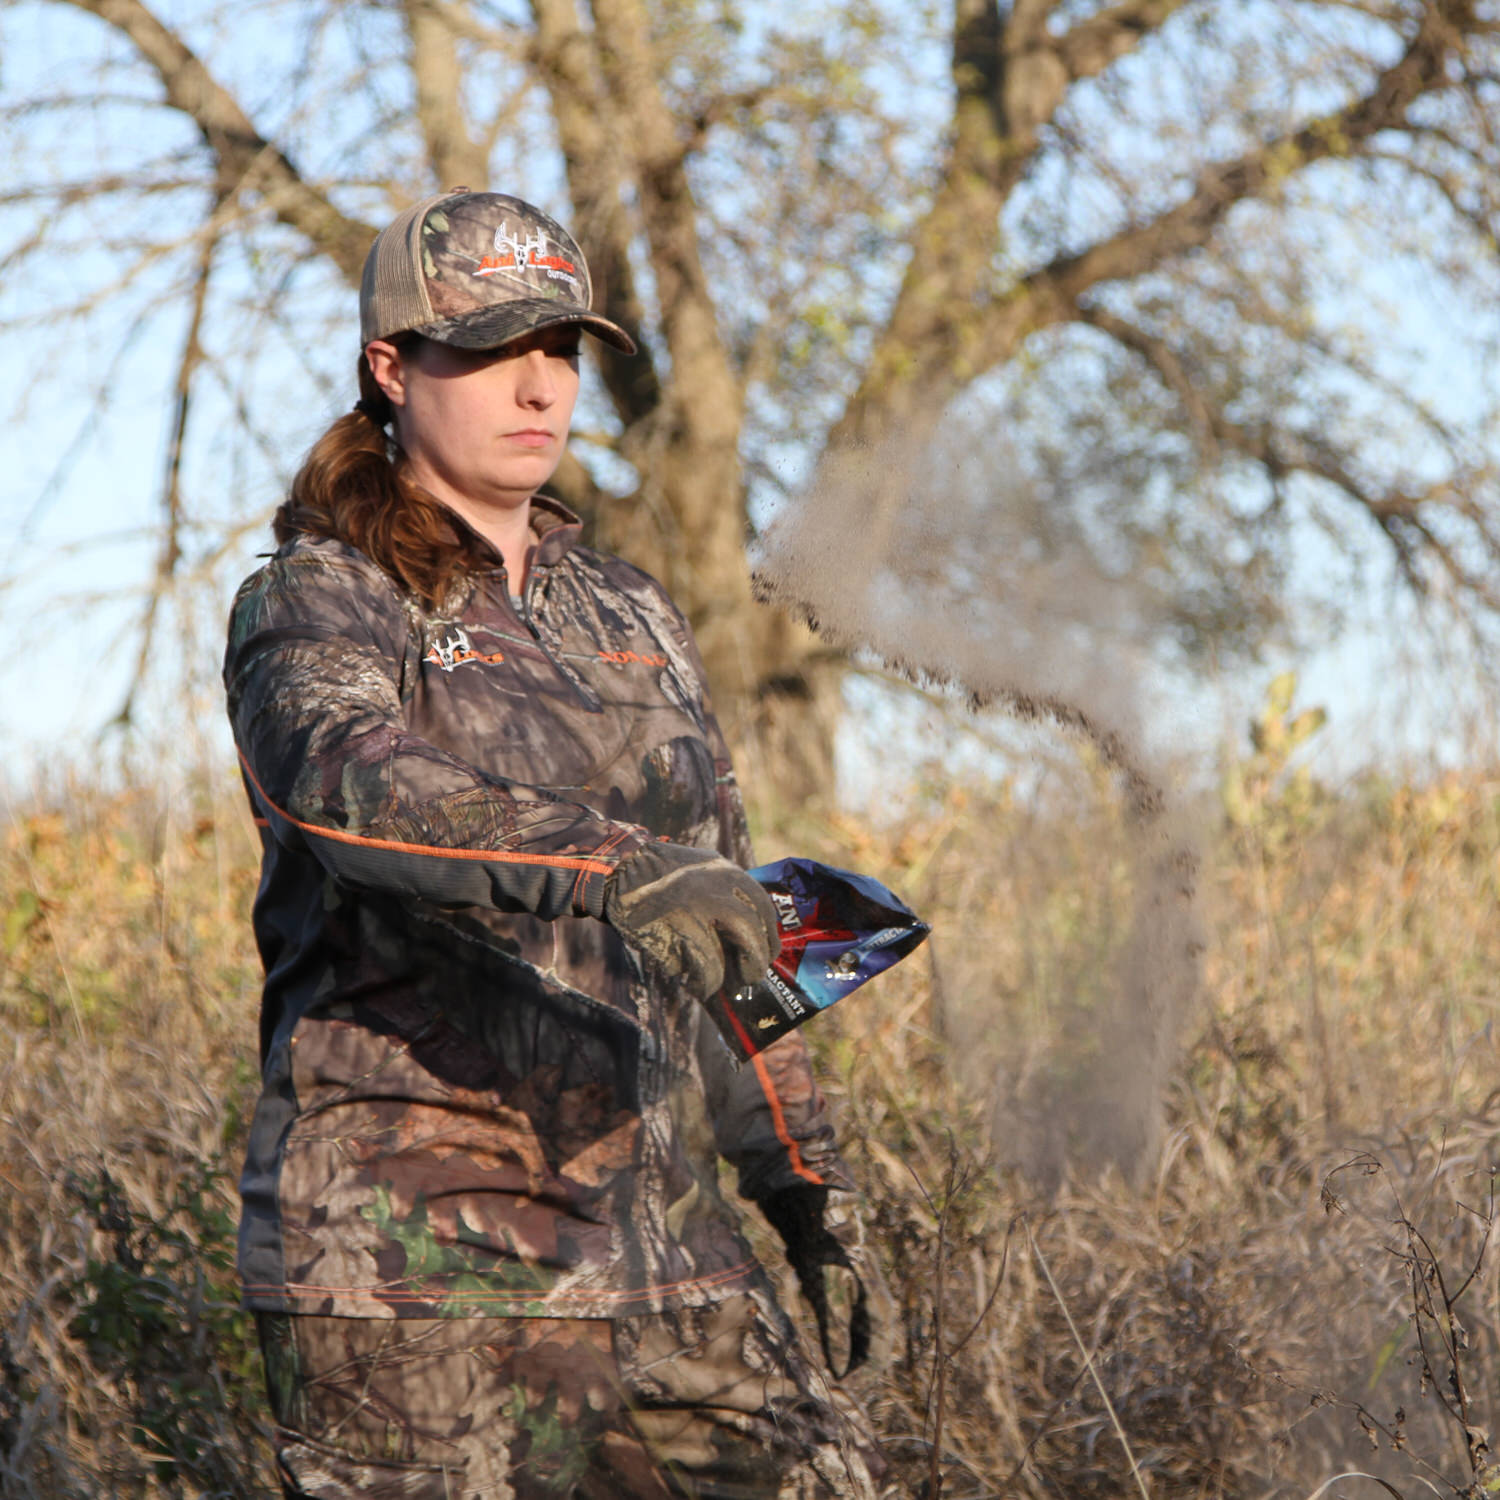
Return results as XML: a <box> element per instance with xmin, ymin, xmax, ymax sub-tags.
<box><xmin>515</xmin><ymin>349</ymin><xmax>557</xmax><ymax>408</ymax></box>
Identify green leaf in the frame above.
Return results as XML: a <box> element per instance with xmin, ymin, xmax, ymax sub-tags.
<box><xmin>1368</xmin><ymin>1318</ymin><xmax>1406</xmax><ymax>1390</ymax></box>
<box><xmin>1287</xmin><ymin>706</ymin><xmax>1328</xmax><ymax>748</ymax></box>
<box><xmin>1266</xmin><ymin>671</ymin><xmax>1297</xmax><ymax>719</ymax></box>
<box><xmin>4</xmin><ymin>888</ymin><xmax>41</xmax><ymax>954</ymax></box>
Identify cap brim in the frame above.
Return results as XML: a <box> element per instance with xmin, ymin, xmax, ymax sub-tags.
<box><xmin>414</xmin><ymin>298</ymin><xmax>637</xmax><ymax>356</ymax></box>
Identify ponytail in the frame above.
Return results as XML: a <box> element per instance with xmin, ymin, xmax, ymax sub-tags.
<box><xmin>275</xmin><ymin>339</ymin><xmax>489</xmax><ymax>607</ymax></box>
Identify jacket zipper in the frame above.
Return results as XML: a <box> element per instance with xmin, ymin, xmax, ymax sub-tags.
<box><xmin>512</xmin><ymin>567</ymin><xmax>603</xmax><ymax>713</ymax></box>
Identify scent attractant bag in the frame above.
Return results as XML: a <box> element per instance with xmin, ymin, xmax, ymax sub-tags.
<box><xmin>703</xmin><ymin>857</ymin><xmax>929</xmax><ymax>1063</ymax></box>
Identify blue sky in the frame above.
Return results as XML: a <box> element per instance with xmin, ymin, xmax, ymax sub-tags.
<box><xmin>3</xmin><ymin>0</ymin><xmax>1498</xmax><ymax>800</ymax></box>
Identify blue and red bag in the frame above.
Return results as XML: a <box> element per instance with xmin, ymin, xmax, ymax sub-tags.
<box><xmin>705</xmin><ymin>857</ymin><xmax>930</xmax><ymax>1062</ymax></box>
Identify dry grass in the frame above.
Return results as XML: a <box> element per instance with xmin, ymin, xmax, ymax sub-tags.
<box><xmin>5</xmin><ymin>728</ymin><xmax>1500</xmax><ymax>1497</ymax></box>
<box><xmin>0</xmin><ymin>778</ymin><xmax>267</xmax><ymax>1498</ymax></box>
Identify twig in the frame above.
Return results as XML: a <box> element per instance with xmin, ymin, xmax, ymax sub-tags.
<box><xmin>995</xmin><ymin>1363</ymin><xmax>1091</xmax><ymax>1492</ymax></box>
<box><xmin>1320</xmin><ymin>1152</ymin><xmax>1498</xmax><ymax>1488</ymax></box>
<box><xmin>1025</xmin><ymin>1218</ymin><xmax>1151</xmax><ymax>1500</ymax></box>
<box><xmin>929</xmin><ymin>1172</ymin><xmax>948</xmax><ymax>1500</ymax></box>
<box><xmin>946</xmin><ymin>1216</ymin><xmax>1016</xmax><ymax>1360</ymax></box>
<box><xmin>905</xmin><ymin>1140</ymin><xmax>956</xmax><ymax>1499</ymax></box>
<box><xmin>1299</xmin><ymin>1473</ymin><xmax>1408</xmax><ymax>1500</ymax></box>
<box><xmin>904</xmin><ymin>1137</ymin><xmax>983</xmax><ymax>1500</ymax></box>
<box><xmin>112</xmin><ymin>195</ymin><xmax>223</xmax><ymax>729</ymax></box>
<box><xmin>0</xmin><ymin>785</ymin><xmax>85</xmax><ymax>1043</ymax></box>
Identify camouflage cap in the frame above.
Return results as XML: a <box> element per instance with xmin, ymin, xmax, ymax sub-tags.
<box><xmin>360</xmin><ymin>191</ymin><xmax>636</xmax><ymax>355</ymax></box>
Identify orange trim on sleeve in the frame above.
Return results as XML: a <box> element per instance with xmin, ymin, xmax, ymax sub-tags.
<box><xmin>723</xmin><ymin>1008</ymin><xmax>824</xmax><ymax>1187</ymax></box>
<box><xmin>573</xmin><ymin>824</ymin><xmax>635</xmax><ymax>907</ymax></box>
<box><xmin>242</xmin><ymin>1258</ymin><xmax>757</xmax><ymax>1306</ymax></box>
<box><xmin>237</xmin><ymin>749</ymin><xmax>618</xmax><ymax>878</ymax></box>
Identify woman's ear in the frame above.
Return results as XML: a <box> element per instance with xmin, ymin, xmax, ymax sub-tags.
<box><xmin>364</xmin><ymin>340</ymin><xmax>407</xmax><ymax>407</ymax></box>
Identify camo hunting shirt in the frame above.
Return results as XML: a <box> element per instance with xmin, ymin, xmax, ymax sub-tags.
<box><xmin>225</xmin><ymin>497</ymin><xmax>851</xmax><ymax>1320</ymax></box>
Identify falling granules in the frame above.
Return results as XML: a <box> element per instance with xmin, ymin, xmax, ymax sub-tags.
<box><xmin>753</xmin><ymin>432</ymin><xmax>1204</xmax><ymax>1185</ymax></box>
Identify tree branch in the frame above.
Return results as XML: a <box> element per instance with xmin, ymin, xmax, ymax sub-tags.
<box><xmin>1055</xmin><ymin>0</ymin><xmax>1189</xmax><ymax>83</ymax></box>
<box><xmin>587</xmin><ymin>0</ymin><xmax>742</xmax><ymax>453</ymax></box>
<box><xmin>827</xmin><ymin>0</ymin><xmax>1012</xmax><ymax>445</ymax></box>
<box><xmin>829</xmin><ymin>0</ymin><xmax>1186</xmax><ymax>453</ymax></box>
<box><xmin>1081</xmin><ymin>303</ymin><xmax>1500</xmax><ymax>610</ymax></box>
<box><xmin>405</xmin><ymin>0</ymin><xmax>491</xmax><ymax>190</ymax></box>
<box><xmin>410</xmin><ymin>0</ymin><xmax>522</xmax><ymax>54</ymax></box>
<box><xmin>537</xmin><ymin>0</ymin><xmax>763</xmax><ymax>695</ymax></box>
<box><xmin>1363</xmin><ymin>144</ymin><xmax>1500</xmax><ymax>241</ymax></box>
<box><xmin>1003</xmin><ymin>0</ymin><xmax>1187</xmax><ymax>142</ymax></box>
<box><xmin>0</xmin><ymin>169</ymin><xmax>206</xmax><ymax>210</ymax></box>
<box><xmin>1034</xmin><ymin>0</ymin><xmax>1478</xmax><ymax>318</ymax></box>
<box><xmin>529</xmin><ymin>0</ymin><xmax>663</xmax><ymax>430</ymax></box>
<box><xmin>56</xmin><ymin>0</ymin><xmax>373</xmax><ymax>282</ymax></box>
<box><xmin>1075</xmin><ymin>305</ymin><xmax>1222</xmax><ymax>458</ymax></box>
<box><xmin>833</xmin><ymin>0</ymin><xmax>1477</xmax><ymax>455</ymax></box>
<box><xmin>113</xmin><ymin>208</ymin><xmax>219</xmax><ymax>728</ymax></box>
<box><xmin>685</xmin><ymin>81</ymin><xmax>808</xmax><ymax>150</ymax></box>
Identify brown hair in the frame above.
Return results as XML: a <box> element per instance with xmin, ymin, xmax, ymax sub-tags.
<box><xmin>274</xmin><ymin>336</ymin><xmax>489</xmax><ymax>606</ymax></box>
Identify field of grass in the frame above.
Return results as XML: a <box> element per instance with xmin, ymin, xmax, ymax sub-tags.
<box><xmin>5</xmin><ymin>694</ymin><xmax>1500</xmax><ymax>1498</ymax></box>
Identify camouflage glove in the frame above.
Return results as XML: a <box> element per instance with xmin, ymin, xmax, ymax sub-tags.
<box><xmin>603</xmin><ymin>842</ymin><xmax>781</xmax><ymax>1002</ymax></box>
<box><xmin>761</xmin><ymin>1184</ymin><xmax>871</xmax><ymax>1377</ymax></box>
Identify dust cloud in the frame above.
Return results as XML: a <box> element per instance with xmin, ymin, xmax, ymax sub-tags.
<box><xmin>755</xmin><ymin>432</ymin><xmax>1204</xmax><ymax>1187</ymax></box>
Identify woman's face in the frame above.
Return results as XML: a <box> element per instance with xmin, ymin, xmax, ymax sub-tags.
<box><xmin>366</xmin><ymin>327</ymin><xmax>582</xmax><ymax>513</ymax></box>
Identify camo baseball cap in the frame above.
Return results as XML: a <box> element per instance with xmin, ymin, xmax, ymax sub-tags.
<box><xmin>360</xmin><ymin>190</ymin><xmax>636</xmax><ymax>355</ymax></box>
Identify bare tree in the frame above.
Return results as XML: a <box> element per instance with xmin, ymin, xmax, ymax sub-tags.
<box><xmin>4</xmin><ymin>0</ymin><xmax>1499</xmax><ymax>781</ymax></box>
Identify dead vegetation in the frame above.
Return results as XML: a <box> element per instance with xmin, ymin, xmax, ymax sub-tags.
<box><xmin>5</xmin><ymin>711</ymin><xmax>1500</xmax><ymax>1497</ymax></box>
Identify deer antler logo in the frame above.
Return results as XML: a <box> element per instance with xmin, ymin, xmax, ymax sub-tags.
<box><xmin>494</xmin><ymin>221</ymin><xmax>550</xmax><ymax>270</ymax></box>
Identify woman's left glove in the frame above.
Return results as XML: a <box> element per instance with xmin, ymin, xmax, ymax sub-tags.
<box><xmin>603</xmin><ymin>842</ymin><xmax>781</xmax><ymax>1001</ymax></box>
<box><xmin>760</xmin><ymin>1184</ymin><xmax>872</xmax><ymax>1377</ymax></box>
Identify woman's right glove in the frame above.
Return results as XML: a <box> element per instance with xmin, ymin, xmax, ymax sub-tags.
<box><xmin>602</xmin><ymin>842</ymin><xmax>781</xmax><ymax>1001</ymax></box>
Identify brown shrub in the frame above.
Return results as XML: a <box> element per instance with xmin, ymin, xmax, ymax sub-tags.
<box><xmin>5</xmin><ymin>743</ymin><xmax>1500</xmax><ymax>1496</ymax></box>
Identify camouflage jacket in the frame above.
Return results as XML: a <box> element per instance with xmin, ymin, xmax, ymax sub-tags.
<box><xmin>225</xmin><ymin>497</ymin><xmax>852</xmax><ymax>1320</ymax></box>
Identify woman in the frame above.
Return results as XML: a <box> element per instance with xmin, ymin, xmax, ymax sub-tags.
<box><xmin>225</xmin><ymin>189</ymin><xmax>884</xmax><ymax>1499</ymax></box>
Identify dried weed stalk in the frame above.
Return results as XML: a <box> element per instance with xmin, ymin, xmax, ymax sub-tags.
<box><xmin>7</xmin><ymin>756</ymin><xmax>1500</xmax><ymax>1495</ymax></box>
<box><xmin>1315</xmin><ymin>1151</ymin><xmax>1499</xmax><ymax>1499</ymax></box>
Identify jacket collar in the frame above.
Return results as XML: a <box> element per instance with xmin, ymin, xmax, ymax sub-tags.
<box><xmin>527</xmin><ymin>494</ymin><xmax>585</xmax><ymax>566</ymax></box>
<box><xmin>279</xmin><ymin>491</ymin><xmax>585</xmax><ymax>582</ymax></box>
<box><xmin>436</xmin><ymin>492</ymin><xmax>584</xmax><ymax>573</ymax></box>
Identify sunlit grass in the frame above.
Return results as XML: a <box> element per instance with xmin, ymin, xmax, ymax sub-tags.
<box><xmin>6</xmin><ymin>720</ymin><xmax>1500</xmax><ymax>1495</ymax></box>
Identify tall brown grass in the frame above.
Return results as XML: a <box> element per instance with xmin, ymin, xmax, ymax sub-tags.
<box><xmin>5</xmin><ymin>694</ymin><xmax>1500</xmax><ymax>1497</ymax></box>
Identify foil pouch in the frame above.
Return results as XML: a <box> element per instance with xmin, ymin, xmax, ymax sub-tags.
<box><xmin>703</xmin><ymin>857</ymin><xmax>930</xmax><ymax>1063</ymax></box>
